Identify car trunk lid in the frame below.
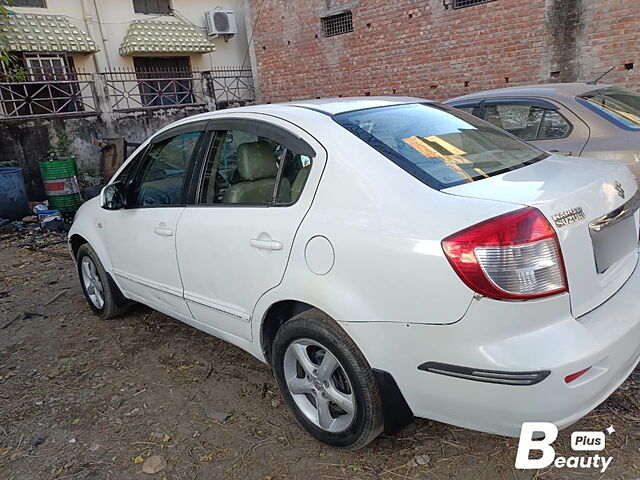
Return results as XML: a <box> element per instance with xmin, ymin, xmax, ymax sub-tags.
<box><xmin>444</xmin><ymin>155</ymin><xmax>640</xmax><ymax>318</ymax></box>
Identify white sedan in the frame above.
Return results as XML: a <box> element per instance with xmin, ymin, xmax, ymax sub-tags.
<box><xmin>69</xmin><ymin>97</ymin><xmax>640</xmax><ymax>449</ymax></box>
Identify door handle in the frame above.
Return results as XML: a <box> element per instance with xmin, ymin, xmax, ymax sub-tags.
<box><xmin>548</xmin><ymin>149</ymin><xmax>572</xmax><ymax>156</ymax></box>
<box><xmin>250</xmin><ymin>238</ymin><xmax>283</xmax><ymax>250</ymax></box>
<box><xmin>154</xmin><ymin>226</ymin><xmax>174</xmax><ymax>236</ymax></box>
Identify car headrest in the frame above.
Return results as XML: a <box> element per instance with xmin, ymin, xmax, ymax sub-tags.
<box><xmin>237</xmin><ymin>141</ymin><xmax>278</xmax><ymax>181</ymax></box>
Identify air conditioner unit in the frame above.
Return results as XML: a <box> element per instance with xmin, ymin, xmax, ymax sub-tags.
<box><xmin>205</xmin><ymin>9</ymin><xmax>237</xmax><ymax>36</ymax></box>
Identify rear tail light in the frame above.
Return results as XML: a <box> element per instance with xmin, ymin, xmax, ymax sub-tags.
<box><xmin>442</xmin><ymin>207</ymin><xmax>568</xmax><ymax>300</ymax></box>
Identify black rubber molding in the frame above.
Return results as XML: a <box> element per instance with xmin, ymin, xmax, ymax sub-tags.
<box><xmin>418</xmin><ymin>361</ymin><xmax>550</xmax><ymax>386</ymax></box>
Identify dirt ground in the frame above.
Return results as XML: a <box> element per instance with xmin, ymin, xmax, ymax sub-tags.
<box><xmin>1</xmin><ymin>231</ymin><xmax>640</xmax><ymax>480</ymax></box>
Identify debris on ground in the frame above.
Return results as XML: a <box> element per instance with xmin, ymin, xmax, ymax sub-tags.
<box><xmin>142</xmin><ymin>455</ymin><xmax>167</xmax><ymax>474</ymax></box>
<box><xmin>203</xmin><ymin>405</ymin><xmax>232</xmax><ymax>423</ymax></box>
<box><xmin>0</xmin><ymin>240</ymin><xmax>639</xmax><ymax>479</ymax></box>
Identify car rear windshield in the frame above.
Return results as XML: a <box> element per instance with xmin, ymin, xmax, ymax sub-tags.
<box><xmin>578</xmin><ymin>87</ymin><xmax>640</xmax><ymax>130</ymax></box>
<box><xmin>334</xmin><ymin>103</ymin><xmax>548</xmax><ymax>190</ymax></box>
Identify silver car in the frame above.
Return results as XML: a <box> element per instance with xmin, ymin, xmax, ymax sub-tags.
<box><xmin>446</xmin><ymin>83</ymin><xmax>640</xmax><ymax>177</ymax></box>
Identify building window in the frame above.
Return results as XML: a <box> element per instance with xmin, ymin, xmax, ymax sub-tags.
<box><xmin>321</xmin><ymin>11</ymin><xmax>353</xmax><ymax>37</ymax></box>
<box><xmin>133</xmin><ymin>0</ymin><xmax>171</xmax><ymax>15</ymax></box>
<box><xmin>12</xmin><ymin>0</ymin><xmax>46</xmax><ymax>7</ymax></box>
<box><xmin>0</xmin><ymin>53</ymin><xmax>85</xmax><ymax>117</ymax></box>
<box><xmin>133</xmin><ymin>56</ymin><xmax>194</xmax><ymax>106</ymax></box>
<box><xmin>24</xmin><ymin>53</ymin><xmax>72</xmax><ymax>80</ymax></box>
<box><xmin>453</xmin><ymin>0</ymin><xmax>496</xmax><ymax>9</ymax></box>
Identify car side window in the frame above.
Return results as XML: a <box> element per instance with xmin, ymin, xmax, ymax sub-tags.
<box><xmin>199</xmin><ymin>126</ymin><xmax>313</xmax><ymax>206</ymax></box>
<box><xmin>130</xmin><ymin>131</ymin><xmax>203</xmax><ymax>207</ymax></box>
<box><xmin>453</xmin><ymin>105</ymin><xmax>476</xmax><ymax>115</ymax></box>
<box><xmin>113</xmin><ymin>148</ymin><xmax>146</xmax><ymax>188</ymax></box>
<box><xmin>483</xmin><ymin>103</ymin><xmax>571</xmax><ymax>141</ymax></box>
<box><xmin>484</xmin><ymin>104</ymin><xmax>544</xmax><ymax>140</ymax></box>
<box><xmin>538</xmin><ymin>110</ymin><xmax>572</xmax><ymax>139</ymax></box>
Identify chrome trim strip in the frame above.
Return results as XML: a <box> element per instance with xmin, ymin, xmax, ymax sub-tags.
<box><xmin>589</xmin><ymin>189</ymin><xmax>640</xmax><ymax>234</ymax></box>
<box><xmin>113</xmin><ymin>270</ymin><xmax>184</xmax><ymax>299</ymax></box>
<box><xmin>185</xmin><ymin>297</ymin><xmax>248</xmax><ymax>321</ymax></box>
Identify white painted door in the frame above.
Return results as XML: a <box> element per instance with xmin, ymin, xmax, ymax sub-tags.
<box><xmin>105</xmin><ymin>130</ymin><xmax>205</xmax><ymax>318</ymax></box>
<box><xmin>176</xmin><ymin>116</ymin><xmax>324</xmax><ymax>341</ymax></box>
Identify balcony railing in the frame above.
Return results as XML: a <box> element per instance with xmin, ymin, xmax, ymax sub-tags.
<box><xmin>103</xmin><ymin>68</ymin><xmax>207</xmax><ymax>112</ymax></box>
<box><xmin>0</xmin><ymin>67</ymin><xmax>255</xmax><ymax>120</ymax></box>
<box><xmin>0</xmin><ymin>72</ymin><xmax>98</xmax><ymax>119</ymax></box>
<box><xmin>204</xmin><ymin>66</ymin><xmax>255</xmax><ymax>109</ymax></box>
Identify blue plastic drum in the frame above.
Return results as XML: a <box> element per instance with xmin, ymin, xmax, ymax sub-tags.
<box><xmin>0</xmin><ymin>167</ymin><xmax>29</xmax><ymax>220</ymax></box>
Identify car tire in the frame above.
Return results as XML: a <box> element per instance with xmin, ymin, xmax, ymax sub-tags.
<box><xmin>272</xmin><ymin>309</ymin><xmax>383</xmax><ymax>449</ymax></box>
<box><xmin>76</xmin><ymin>244</ymin><xmax>128</xmax><ymax>319</ymax></box>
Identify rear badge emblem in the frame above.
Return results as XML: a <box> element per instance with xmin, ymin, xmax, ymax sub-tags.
<box><xmin>615</xmin><ymin>181</ymin><xmax>625</xmax><ymax>199</ymax></box>
<box><xmin>553</xmin><ymin>207</ymin><xmax>585</xmax><ymax>227</ymax></box>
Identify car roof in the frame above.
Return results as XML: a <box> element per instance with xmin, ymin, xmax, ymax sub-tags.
<box><xmin>153</xmin><ymin>96</ymin><xmax>431</xmax><ymax>137</ymax></box>
<box><xmin>446</xmin><ymin>83</ymin><xmax>614</xmax><ymax>103</ymax></box>
<box><xmin>283</xmin><ymin>96</ymin><xmax>428</xmax><ymax>115</ymax></box>
<box><xmin>180</xmin><ymin>96</ymin><xmax>429</xmax><ymax>122</ymax></box>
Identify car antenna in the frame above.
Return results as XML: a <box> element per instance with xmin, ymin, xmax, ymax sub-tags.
<box><xmin>586</xmin><ymin>66</ymin><xmax>615</xmax><ymax>85</ymax></box>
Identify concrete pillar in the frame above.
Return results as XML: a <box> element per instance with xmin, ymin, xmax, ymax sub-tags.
<box><xmin>201</xmin><ymin>71</ymin><xmax>218</xmax><ymax>111</ymax></box>
<box><xmin>91</xmin><ymin>73</ymin><xmax>112</xmax><ymax>114</ymax></box>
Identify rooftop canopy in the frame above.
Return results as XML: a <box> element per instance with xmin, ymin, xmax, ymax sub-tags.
<box><xmin>119</xmin><ymin>20</ymin><xmax>215</xmax><ymax>56</ymax></box>
<box><xmin>0</xmin><ymin>13</ymin><xmax>99</xmax><ymax>53</ymax></box>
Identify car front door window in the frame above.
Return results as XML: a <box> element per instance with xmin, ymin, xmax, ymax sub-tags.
<box><xmin>131</xmin><ymin>132</ymin><xmax>202</xmax><ymax>207</ymax></box>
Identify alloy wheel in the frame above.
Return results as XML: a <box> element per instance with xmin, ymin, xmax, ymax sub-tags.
<box><xmin>81</xmin><ymin>256</ymin><xmax>105</xmax><ymax>309</ymax></box>
<box><xmin>283</xmin><ymin>338</ymin><xmax>355</xmax><ymax>433</ymax></box>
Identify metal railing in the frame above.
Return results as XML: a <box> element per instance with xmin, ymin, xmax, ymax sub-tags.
<box><xmin>0</xmin><ymin>72</ymin><xmax>98</xmax><ymax>119</ymax></box>
<box><xmin>103</xmin><ymin>68</ymin><xmax>207</xmax><ymax>112</ymax></box>
<box><xmin>204</xmin><ymin>67</ymin><xmax>255</xmax><ymax>109</ymax></box>
<box><xmin>0</xmin><ymin>67</ymin><xmax>255</xmax><ymax>119</ymax></box>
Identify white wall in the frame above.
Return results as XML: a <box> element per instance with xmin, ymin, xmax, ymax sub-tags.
<box><xmin>10</xmin><ymin>0</ymin><xmax>250</xmax><ymax>72</ymax></box>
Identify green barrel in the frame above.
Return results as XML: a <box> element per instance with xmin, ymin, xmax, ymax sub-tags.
<box><xmin>40</xmin><ymin>158</ymin><xmax>83</xmax><ymax>213</ymax></box>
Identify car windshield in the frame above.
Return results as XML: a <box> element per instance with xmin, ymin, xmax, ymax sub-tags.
<box><xmin>579</xmin><ymin>87</ymin><xmax>640</xmax><ymax>129</ymax></box>
<box><xmin>334</xmin><ymin>103</ymin><xmax>548</xmax><ymax>190</ymax></box>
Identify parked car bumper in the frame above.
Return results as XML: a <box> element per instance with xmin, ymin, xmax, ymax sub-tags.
<box><xmin>339</xmin><ymin>252</ymin><xmax>640</xmax><ymax>437</ymax></box>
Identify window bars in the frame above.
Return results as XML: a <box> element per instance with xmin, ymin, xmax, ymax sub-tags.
<box><xmin>453</xmin><ymin>0</ymin><xmax>497</xmax><ymax>9</ymax></box>
<box><xmin>321</xmin><ymin>11</ymin><xmax>354</xmax><ymax>37</ymax></box>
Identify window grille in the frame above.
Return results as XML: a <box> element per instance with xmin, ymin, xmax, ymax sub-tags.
<box><xmin>453</xmin><ymin>0</ymin><xmax>496</xmax><ymax>9</ymax></box>
<box><xmin>321</xmin><ymin>11</ymin><xmax>353</xmax><ymax>37</ymax></box>
<box><xmin>133</xmin><ymin>0</ymin><xmax>171</xmax><ymax>15</ymax></box>
<box><xmin>12</xmin><ymin>0</ymin><xmax>46</xmax><ymax>7</ymax></box>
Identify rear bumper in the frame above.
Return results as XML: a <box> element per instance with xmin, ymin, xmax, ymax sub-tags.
<box><xmin>339</xmin><ymin>252</ymin><xmax>640</xmax><ymax>436</ymax></box>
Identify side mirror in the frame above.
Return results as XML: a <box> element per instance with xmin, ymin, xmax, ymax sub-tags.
<box><xmin>101</xmin><ymin>182</ymin><xmax>126</xmax><ymax>210</ymax></box>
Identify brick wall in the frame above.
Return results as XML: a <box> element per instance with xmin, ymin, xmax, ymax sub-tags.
<box><xmin>249</xmin><ymin>0</ymin><xmax>640</xmax><ymax>103</ymax></box>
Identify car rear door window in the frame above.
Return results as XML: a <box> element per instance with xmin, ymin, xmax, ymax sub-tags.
<box><xmin>483</xmin><ymin>103</ymin><xmax>571</xmax><ymax>140</ymax></box>
<box><xmin>484</xmin><ymin>104</ymin><xmax>544</xmax><ymax>140</ymax></box>
<box><xmin>130</xmin><ymin>131</ymin><xmax>203</xmax><ymax>207</ymax></box>
<box><xmin>199</xmin><ymin>126</ymin><xmax>313</xmax><ymax>206</ymax></box>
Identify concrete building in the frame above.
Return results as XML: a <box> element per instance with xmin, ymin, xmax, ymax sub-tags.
<box><xmin>0</xmin><ymin>0</ymin><xmax>256</xmax><ymax>199</ymax></box>
<box><xmin>2</xmin><ymin>0</ymin><xmax>250</xmax><ymax>75</ymax></box>
<box><xmin>247</xmin><ymin>0</ymin><xmax>640</xmax><ymax>103</ymax></box>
